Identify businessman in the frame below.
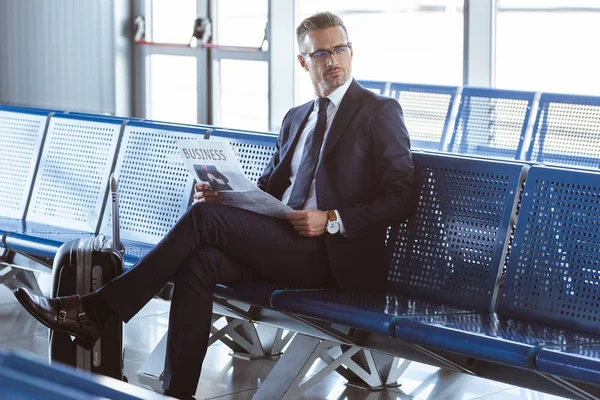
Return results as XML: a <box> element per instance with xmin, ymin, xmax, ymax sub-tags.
<box><xmin>15</xmin><ymin>11</ymin><xmax>415</xmax><ymax>399</ymax></box>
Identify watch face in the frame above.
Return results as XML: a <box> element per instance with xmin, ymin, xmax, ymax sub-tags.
<box><xmin>327</xmin><ymin>220</ymin><xmax>340</xmax><ymax>234</ymax></box>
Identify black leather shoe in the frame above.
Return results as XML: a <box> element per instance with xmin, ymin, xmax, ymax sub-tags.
<box><xmin>13</xmin><ymin>287</ymin><xmax>105</xmax><ymax>350</ymax></box>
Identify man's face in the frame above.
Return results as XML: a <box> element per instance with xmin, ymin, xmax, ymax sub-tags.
<box><xmin>298</xmin><ymin>26</ymin><xmax>353</xmax><ymax>96</ymax></box>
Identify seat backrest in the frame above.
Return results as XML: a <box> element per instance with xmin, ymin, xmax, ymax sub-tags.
<box><xmin>211</xmin><ymin>129</ymin><xmax>278</xmax><ymax>184</ymax></box>
<box><xmin>26</xmin><ymin>114</ymin><xmax>123</xmax><ymax>232</ymax></box>
<box><xmin>449</xmin><ymin>87</ymin><xmax>535</xmax><ymax>160</ymax></box>
<box><xmin>0</xmin><ymin>108</ymin><xmax>50</xmax><ymax>219</ymax></box>
<box><xmin>357</xmin><ymin>80</ymin><xmax>389</xmax><ymax>96</ymax></box>
<box><xmin>387</xmin><ymin>152</ymin><xmax>526</xmax><ymax>312</ymax></box>
<box><xmin>99</xmin><ymin>121</ymin><xmax>211</xmax><ymax>244</ymax></box>
<box><xmin>499</xmin><ymin>165</ymin><xmax>600</xmax><ymax>335</ymax></box>
<box><xmin>527</xmin><ymin>93</ymin><xmax>600</xmax><ymax>169</ymax></box>
<box><xmin>388</xmin><ymin>83</ymin><xmax>458</xmax><ymax>152</ymax></box>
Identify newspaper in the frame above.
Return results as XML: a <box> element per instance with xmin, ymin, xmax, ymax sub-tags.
<box><xmin>177</xmin><ymin>139</ymin><xmax>294</xmax><ymax>218</ymax></box>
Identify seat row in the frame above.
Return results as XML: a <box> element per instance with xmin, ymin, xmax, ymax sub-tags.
<box><xmin>359</xmin><ymin>80</ymin><xmax>600</xmax><ymax>170</ymax></box>
<box><xmin>1</xmin><ymin>105</ymin><xmax>600</xmax><ymax>398</ymax></box>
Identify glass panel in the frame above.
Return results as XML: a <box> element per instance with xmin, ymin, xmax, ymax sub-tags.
<box><xmin>216</xmin><ymin>0</ymin><xmax>268</xmax><ymax>47</ymax></box>
<box><xmin>295</xmin><ymin>1</ymin><xmax>464</xmax><ymax>104</ymax></box>
<box><xmin>150</xmin><ymin>0</ymin><xmax>197</xmax><ymax>44</ymax></box>
<box><xmin>148</xmin><ymin>55</ymin><xmax>198</xmax><ymax>124</ymax></box>
<box><xmin>218</xmin><ymin>59</ymin><xmax>269</xmax><ymax>131</ymax></box>
<box><xmin>496</xmin><ymin>0</ymin><xmax>600</xmax><ymax>95</ymax></box>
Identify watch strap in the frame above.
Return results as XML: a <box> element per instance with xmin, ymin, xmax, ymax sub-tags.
<box><xmin>326</xmin><ymin>210</ymin><xmax>337</xmax><ymax>222</ymax></box>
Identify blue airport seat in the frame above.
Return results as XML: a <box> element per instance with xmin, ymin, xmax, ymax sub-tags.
<box><xmin>98</xmin><ymin>124</ymin><xmax>280</xmax><ymax>307</ymax></box>
<box><xmin>0</xmin><ymin>348</ymin><xmax>165</xmax><ymax>399</ymax></box>
<box><xmin>357</xmin><ymin>80</ymin><xmax>388</xmax><ymax>96</ymax></box>
<box><xmin>96</xmin><ymin>120</ymin><xmax>211</xmax><ymax>257</ymax></box>
<box><xmin>394</xmin><ymin>165</ymin><xmax>600</xmax><ymax>368</ymax></box>
<box><xmin>0</xmin><ymin>107</ymin><xmax>50</xmax><ymax>222</ymax></box>
<box><xmin>449</xmin><ymin>87</ymin><xmax>535</xmax><ymax>160</ymax></box>
<box><xmin>271</xmin><ymin>290</ymin><xmax>472</xmax><ymax>336</ymax></box>
<box><xmin>388</xmin><ymin>83</ymin><xmax>458</xmax><ymax>151</ymax></box>
<box><xmin>392</xmin><ymin>314</ymin><xmax>600</xmax><ymax>368</ymax></box>
<box><xmin>536</xmin><ymin>345</ymin><xmax>600</xmax><ymax>386</ymax></box>
<box><xmin>272</xmin><ymin>153</ymin><xmax>525</xmax><ymax>335</ymax></box>
<box><xmin>526</xmin><ymin>92</ymin><xmax>600</xmax><ymax>169</ymax></box>
<box><xmin>0</xmin><ymin>114</ymin><xmax>124</xmax><ymax>245</ymax></box>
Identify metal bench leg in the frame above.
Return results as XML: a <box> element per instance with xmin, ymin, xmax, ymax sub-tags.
<box><xmin>325</xmin><ymin>346</ymin><xmax>385</xmax><ymax>391</ymax></box>
<box><xmin>138</xmin><ymin>330</ymin><xmax>168</xmax><ymax>380</ymax></box>
<box><xmin>255</xmin><ymin>324</ymin><xmax>294</xmax><ymax>358</ymax></box>
<box><xmin>382</xmin><ymin>356</ymin><xmax>412</xmax><ymax>387</ymax></box>
<box><xmin>209</xmin><ymin>316</ymin><xmax>275</xmax><ymax>360</ymax></box>
<box><xmin>255</xmin><ymin>334</ymin><xmax>386</xmax><ymax>399</ymax></box>
<box><xmin>0</xmin><ymin>266</ymin><xmax>43</xmax><ymax>296</ymax></box>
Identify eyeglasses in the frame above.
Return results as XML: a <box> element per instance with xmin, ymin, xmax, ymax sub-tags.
<box><xmin>303</xmin><ymin>43</ymin><xmax>352</xmax><ymax>66</ymax></box>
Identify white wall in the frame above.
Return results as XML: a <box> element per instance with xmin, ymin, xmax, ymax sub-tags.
<box><xmin>0</xmin><ymin>0</ymin><xmax>132</xmax><ymax>115</ymax></box>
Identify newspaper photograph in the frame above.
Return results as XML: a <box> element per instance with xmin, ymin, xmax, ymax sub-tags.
<box><xmin>177</xmin><ymin>139</ymin><xmax>294</xmax><ymax>219</ymax></box>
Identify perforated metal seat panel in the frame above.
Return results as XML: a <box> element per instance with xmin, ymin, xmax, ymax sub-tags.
<box><xmin>26</xmin><ymin>115</ymin><xmax>123</xmax><ymax>232</ymax></box>
<box><xmin>499</xmin><ymin>166</ymin><xmax>600</xmax><ymax>335</ymax></box>
<box><xmin>388</xmin><ymin>152</ymin><xmax>525</xmax><ymax>311</ymax></box>
<box><xmin>527</xmin><ymin>93</ymin><xmax>600</xmax><ymax>169</ymax></box>
<box><xmin>449</xmin><ymin>88</ymin><xmax>535</xmax><ymax>160</ymax></box>
<box><xmin>211</xmin><ymin>129</ymin><xmax>277</xmax><ymax>184</ymax></box>
<box><xmin>392</xmin><ymin>313</ymin><xmax>600</xmax><ymax>368</ymax></box>
<box><xmin>271</xmin><ymin>290</ymin><xmax>474</xmax><ymax>336</ymax></box>
<box><xmin>99</xmin><ymin>122</ymin><xmax>209</xmax><ymax>245</ymax></box>
<box><xmin>536</xmin><ymin>345</ymin><xmax>600</xmax><ymax>385</ymax></box>
<box><xmin>0</xmin><ymin>110</ymin><xmax>48</xmax><ymax>219</ymax></box>
<box><xmin>388</xmin><ymin>83</ymin><xmax>458</xmax><ymax>151</ymax></box>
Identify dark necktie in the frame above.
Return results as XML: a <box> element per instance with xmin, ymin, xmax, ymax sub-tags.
<box><xmin>287</xmin><ymin>97</ymin><xmax>330</xmax><ymax>210</ymax></box>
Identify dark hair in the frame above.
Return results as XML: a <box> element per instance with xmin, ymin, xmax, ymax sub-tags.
<box><xmin>296</xmin><ymin>12</ymin><xmax>349</xmax><ymax>53</ymax></box>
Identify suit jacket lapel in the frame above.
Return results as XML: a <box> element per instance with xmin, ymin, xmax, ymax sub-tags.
<box><xmin>268</xmin><ymin>101</ymin><xmax>313</xmax><ymax>197</ymax></box>
<box><xmin>278</xmin><ymin>101</ymin><xmax>313</xmax><ymax>167</ymax></box>
<box><xmin>321</xmin><ymin>79</ymin><xmax>364</xmax><ymax>160</ymax></box>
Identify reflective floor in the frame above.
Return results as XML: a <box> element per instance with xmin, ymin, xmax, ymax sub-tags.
<box><xmin>0</xmin><ymin>280</ymin><xmax>571</xmax><ymax>400</ymax></box>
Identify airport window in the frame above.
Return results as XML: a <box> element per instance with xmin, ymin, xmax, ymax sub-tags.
<box><xmin>148</xmin><ymin>54</ymin><xmax>198</xmax><ymax>124</ymax></box>
<box><xmin>218</xmin><ymin>59</ymin><xmax>269</xmax><ymax>131</ymax></box>
<box><xmin>215</xmin><ymin>0</ymin><xmax>269</xmax><ymax>48</ymax></box>
<box><xmin>149</xmin><ymin>0</ymin><xmax>197</xmax><ymax>44</ymax></box>
<box><xmin>496</xmin><ymin>0</ymin><xmax>600</xmax><ymax>95</ymax></box>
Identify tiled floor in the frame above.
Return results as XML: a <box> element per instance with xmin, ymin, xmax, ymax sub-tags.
<box><xmin>0</xmin><ymin>281</ymin><xmax>572</xmax><ymax>400</ymax></box>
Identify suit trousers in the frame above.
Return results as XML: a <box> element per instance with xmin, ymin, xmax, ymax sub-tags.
<box><xmin>97</xmin><ymin>202</ymin><xmax>334</xmax><ymax>393</ymax></box>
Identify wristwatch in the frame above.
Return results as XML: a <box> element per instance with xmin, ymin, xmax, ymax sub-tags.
<box><xmin>326</xmin><ymin>210</ymin><xmax>340</xmax><ymax>234</ymax></box>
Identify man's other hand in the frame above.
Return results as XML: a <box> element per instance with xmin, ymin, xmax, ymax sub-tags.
<box><xmin>193</xmin><ymin>183</ymin><xmax>223</xmax><ymax>203</ymax></box>
<box><xmin>286</xmin><ymin>210</ymin><xmax>328</xmax><ymax>237</ymax></box>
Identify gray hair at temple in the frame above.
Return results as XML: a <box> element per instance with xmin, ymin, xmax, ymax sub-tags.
<box><xmin>296</xmin><ymin>11</ymin><xmax>349</xmax><ymax>53</ymax></box>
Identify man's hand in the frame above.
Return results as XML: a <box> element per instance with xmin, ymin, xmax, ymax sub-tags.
<box><xmin>193</xmin><ymin>183</ymin><xmax>223</xmax><ymax>203</ymax></box>
<box><xmin>286</xmin><ymin>210</ymin><xmax>328</xmax><ymax>237</ymax></box>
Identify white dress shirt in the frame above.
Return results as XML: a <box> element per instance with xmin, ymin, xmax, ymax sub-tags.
<box><xmin>281</xmin><ymin>77</ymin><xmax>353</xmax><ymax>235</ymax></box>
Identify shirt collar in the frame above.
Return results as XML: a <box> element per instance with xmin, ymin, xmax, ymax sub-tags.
<box><xmin>314</xmin><ymin>76</ymin><xmax>353</xmax><ymax>111</ymax></box>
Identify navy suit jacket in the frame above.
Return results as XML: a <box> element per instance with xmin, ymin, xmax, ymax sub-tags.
<box><xmin>258</xmin><ymin>79</ymin><xmax>415</xmax><ymax>291</ymax></box>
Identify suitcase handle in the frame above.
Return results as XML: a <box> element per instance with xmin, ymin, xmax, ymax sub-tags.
<box><xmin>109</xmin><ymin>173</ymin><xmax>124</xmax><ymax>256</ymax></box>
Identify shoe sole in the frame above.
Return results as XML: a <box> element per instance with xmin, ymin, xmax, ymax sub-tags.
<box><xmin>14</xmin><ymin>291</ymin><xmax>96</xmax><ymax>350</ymax></box>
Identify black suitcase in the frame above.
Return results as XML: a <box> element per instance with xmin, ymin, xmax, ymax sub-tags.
<box><xmin>49</xmin><ymin>173</ymin><xmax>125</xmax><ymax>380</ymax></box>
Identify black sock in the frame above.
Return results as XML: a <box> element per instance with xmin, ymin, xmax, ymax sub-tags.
<box><xmin>80</xmin><ymin>292</ymin><xmax>112</xmax><ymax>324</ymax></box>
